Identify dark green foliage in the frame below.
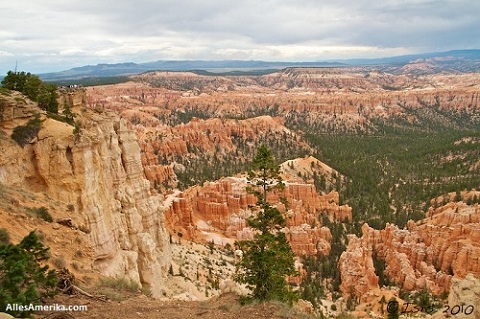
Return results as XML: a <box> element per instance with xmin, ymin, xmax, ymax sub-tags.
<box><xmin>170</xmin><ymin>130</ymin><xmax>308</xmax><ymax>190</ymax></box>
<box><xmin>0</xmin><ymin>228</ymin><xmax>10</xmax><ymax>245</ymax></box>
<box><xmin>300</xmin><ymin>216</ymin><xmax>348</xmax><ymax>303</ymax></box>
<box><xmin>0</xmin><ymin>231</ymin><xmax>57</xmax><ymax>317</ymax></box>
<box><xmin>373</xmin><ymin>252</ymin><xmax>389</xmax><ymax>287</ymax></box>
<box><xmin>46</xmin><ymin>110</ymin><xmax>75</xmax><ymax>125</ymax></box>
<box><xmin>307</xmin><ymin>129</ymin><xmax>480</xmax><ymax>232</ymax></box>
<box><xmin>0</xmin><ymin>97</ymin><xmax>6</xmax><ymax>121</ymax></box>
<box><xmin>73</xmin><ymin>120</ymin><xmax>82</xmax><ymax>137</ymax></box>
<box><xmin>11</xmin><ymin>114</ymin><xmax>43</xmax><ymax>147</ymax></box>
<box><xmin>50</xmin><ymin>76</ymin><xmax>129</xmax><ymax>87</ymax></box>
<box><xmin>235</xmin><ymin>145</ymin><xmax>298</xmax><ymax>305</ymax></box>
<box><xmin>299</xmin><ymin>255</ymin><xmax>324</xmax><ymax>307</ymax></box>
<box><xmin>208</xmin><ymin>240</ymin><xmax>215</xmax><ymax>254</ymax></box>
<box><xmin>401</xmin><ymin>289</ymin><xmax>441</xmax><ymax>314</ymax></box>
<box><xmin>1</xmin><ymin>71</ymin><xmax>58</xmax><ymax>113</ymax></box>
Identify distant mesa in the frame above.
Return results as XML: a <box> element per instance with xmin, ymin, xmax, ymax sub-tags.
<box><xmin>38</xmin><ymin>49</ymin><xmax>480</xmax><ymax>82</ymax></box>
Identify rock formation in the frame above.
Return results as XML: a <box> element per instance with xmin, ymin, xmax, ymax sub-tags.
<box><xmin>340</xmin><ymin>202</ymin><xmax>480</xmax><ymax>301</ymax></box>
<box><xmin>164</xmin><ymin>167</ymin><xmax>352</xmax><ymax>256</ymax></box>
<box><xmin>431</xmin><ymin>274</ymin><xmax>480</xmax><ymax>319</ymax></box>
<box><xmin>0</xmin><ymin>91</ymin><xmax>171</xmax><ymax>298</ymax></box>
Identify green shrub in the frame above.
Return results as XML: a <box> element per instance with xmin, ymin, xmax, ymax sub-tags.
<box><xmin>0</xmin><ymin>98</ymin><xmax>6</xmax><ymax>122</ymax></box>
<box><xmin>0</xmin><ymin>87</ymin><xmax>11</xmax><ymax>95</ymax></box>
<box><xmin>47</xmin><ymin>112</ymin><xmax>73</xmax><ymax>125</ymax></box>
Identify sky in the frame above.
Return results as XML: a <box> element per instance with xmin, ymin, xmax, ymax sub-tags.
<box><xmin>1</xmin><ymin>0</ymin><xmax>479</xmax><ymax>74</ymax></box>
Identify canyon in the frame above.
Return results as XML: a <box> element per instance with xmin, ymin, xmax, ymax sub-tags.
<box><xmin>1</xmin><ymin>66</ymin><xmax>480</xmax><ymax>318</ymax></box>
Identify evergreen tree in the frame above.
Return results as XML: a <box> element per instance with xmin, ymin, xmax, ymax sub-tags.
<box><xmin>1</xmin><ymin>71</ymin><xmax>58</xmax><ymax>113</ymax></box>
<box><xmin>0</xmin><ymin>231</ymin><xmax>57</xmax><ymax>317</ymax></box>
<box><xmin>235</xmin><ymin>145</ymin><xmax>297</xmax><ymax>305</ymax></box>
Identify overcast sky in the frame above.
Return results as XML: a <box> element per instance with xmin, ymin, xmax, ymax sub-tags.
<box><xmin>1</xmin><ymin>0</ymin><xmax>479</xmax><ymax>74</ymax></box>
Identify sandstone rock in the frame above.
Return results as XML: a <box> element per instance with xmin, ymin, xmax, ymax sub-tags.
<box><xmin>0</xmin><ymin>105</ymin><xmax>172</xmax><ymax>298</ymax></box>
<box><xmin>164</xmin><ymin>174</ymin><xmax>351</xmax><ymax>256</ymax></box>
<box><xmin>339</xmin><ymin>234</ymin><xmax>379</xmax><ymax>301</ymax></box>
<box><xmin>340</xmin><ymin>202</ymin><xmax>480</xmax><ymax>300</ymax></box>
<box><xmin>431</xmin><ymin>273</ymin><xmax>480</xmax><ymax>319</ymax></box>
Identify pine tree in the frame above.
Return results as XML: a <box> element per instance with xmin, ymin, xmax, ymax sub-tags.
<box><xmin>0</xmin><ymin>231</ymin><xmax>57</xmax><ymax>317</ymax></box>
<box><xmin>235</xmin><ymin>145</ymin><xmax>297</xmax><ymax>305</ymax></box>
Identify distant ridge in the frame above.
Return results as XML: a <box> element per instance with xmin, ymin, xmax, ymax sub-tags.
<box><xmin>39</xmin><ymin>60</ymin><xmax>346</xmax><ymax>82</ymax></box>
<box><xmin>38</xmin><ymin>49</ymin><xmax>480</xmax><ymax>82</ymax></box>
<box><xmin>339</xmin><ymin>49</ymin><xmax>480</xmax><ymax>65</ymax></box>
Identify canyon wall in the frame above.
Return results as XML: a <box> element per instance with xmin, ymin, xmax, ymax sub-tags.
<box><xmin>0</xmin><ymin>91</ymin><xmax>171</xmax><ymax>298</ymax></box>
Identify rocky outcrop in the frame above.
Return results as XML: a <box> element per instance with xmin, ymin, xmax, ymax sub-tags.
<box><xmin>339</xmin><ymin>232</ymin><xmax>379</xmax><ymax>300</ymax></box>
<box><xmin>0</xmin><ymin>91</ymin><xmax>39</xmax><ymax>123</ymax></box>
<box><xmin>432</xmin><ymin>274</ymin><xmax>480</xmax><ymax>319</ymax></box>
<box><xmin>165</xmin><ymin>172</ymin><xmax>352</xmax><ymax>256</ymax></box>
<box><xmin>0</xmin><ymin>103</ymin><xmax>171</xmax><ymax>298</ymax></box>
<box><xmin>340</xmin><ymin>202</ymin><xmax>480</xmax><ymax>300</ymax></box>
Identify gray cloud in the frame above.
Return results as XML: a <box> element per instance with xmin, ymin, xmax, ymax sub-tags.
<box><xmin>1</xmin><ymin>0</ymin><xmax>479</xmax><ymax>74</ymax></box>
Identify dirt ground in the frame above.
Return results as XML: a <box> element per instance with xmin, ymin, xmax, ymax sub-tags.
<box><xmin>33</xmin><ymin>293</ymin><xmax>316</xmax><ymax>319</ymax></box>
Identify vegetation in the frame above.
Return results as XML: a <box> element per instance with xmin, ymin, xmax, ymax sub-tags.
<box><xmin>307</xmin><ymin>128</ymin><xmax>480</xmax><ymax>232</ymax></box>
<box><xmin>1</xmin><ymin>71</ymin><xmax>58</xmax><ymax>113</ymax></box>
<box><xmin>50</xmin><ymin>76</ymin><xmax>129</xmax><ymax>87</ymax></box>
<box><xmin>26</xmin><ymin>206</ymin><xmax>53</xmax><ymax>222</ymax></box>
<box><xmin>300</xmin><ymin>216</ymin><xmax>348</xmax><ymax>306</ymax></box>
<box><xmin>93</xmin><ymin>276</ymin><xmax>141</xmax><ymax>301</ymax></box>
<box><xmin>0</xmin><ymin>231</ymin><xmax>57</xmax><ymax>317</ymax></box>
<box><xmin>235</xmin><ymin>145</ymin><xmax>298</xmax><ymax>305</ymax></box>
<box><xmin>0</xmin><ymin>228</ymin><xmax>10</xmax><ymax>245</ymax></box>
<box><xmin>11</xmin><ymin>114</ymin><xmax>43</xmax><ymax>147</ymax></box>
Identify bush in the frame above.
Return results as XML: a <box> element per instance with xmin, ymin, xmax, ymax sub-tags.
<box><xmin>0</xmin><ymin>231</ymin><xmax>57</xmax><ymax>317</ymax></box>
<box><xmin>11</xmin><ymin>114</ymin><xmax>43</xmax><ymax>147</ymax></box>
<box><xmin>51</xmin><ymin>256</ymin><xmax>67</xmax><ymax>269</ymax></box>
<box><xmin>1</xmin><ymin>71</ymin><xmax>58</xmax><ymax>113</ymax></box>
<box><xmin>94</xmin><ymin>277</ymin><xmax>141</xmax><ymax>301</ymax></box>
<box><xmin>0</xmin><ymin>97</ymin><xmax>6</xmax><ymax>121</ymax></box>
<box><xmin>26</xmin><ymin>206</ymin><xmax>53</xmax><ymax>222</ymax></box>
<box><xmin>96</xmin><ymin>277</ymin><xmax>140</xmax><ymax>293</ymax></box>
<box><xmin>0</xmin><ymin>228</ymin><xmax>10</xmax><ymax>244</ymax></box>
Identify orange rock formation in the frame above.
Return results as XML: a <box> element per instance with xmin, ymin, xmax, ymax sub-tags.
<box><xmin>165</xmin><ymin>174</ymin><xmax>352</xmax><ymax>256</ymax></box>
<box><xmin>340</xmin><ymin>202</ymin><xmax>480</xmax><ymax>301</ymax></box>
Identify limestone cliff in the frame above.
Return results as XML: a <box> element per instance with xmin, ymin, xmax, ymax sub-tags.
<box><xmin>0</xmin><ymin>91</ymin><xmax>171</xmax><ymax>298</ymax></box>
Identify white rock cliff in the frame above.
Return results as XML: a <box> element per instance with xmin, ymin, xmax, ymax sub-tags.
<box><xmin>0</xmin><ymin>95</ymin><xmax>171</xmax><ymax>298</ymax></box>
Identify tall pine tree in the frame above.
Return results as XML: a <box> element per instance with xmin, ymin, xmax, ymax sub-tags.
<box><xmin>235</xmin><ymin>145</ymin><xmax>297</xmax><ymax>304</ymax></box>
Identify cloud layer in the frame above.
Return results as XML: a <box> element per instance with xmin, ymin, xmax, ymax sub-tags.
<box><xmin>1</xmin><ymin>0</ymin><xmax>479</xmax><ymax>73</ymax></box>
